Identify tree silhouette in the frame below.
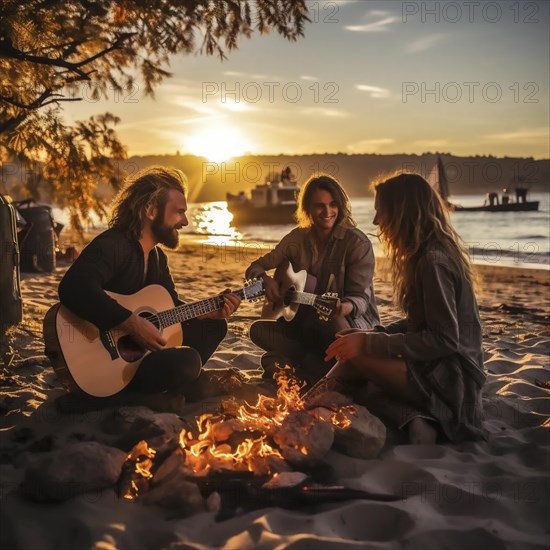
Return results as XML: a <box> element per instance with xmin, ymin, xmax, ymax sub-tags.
<box><xmin>0</xmin><ymin>0</ymin><xmax>309</xmax><ymax>233</ymax></box>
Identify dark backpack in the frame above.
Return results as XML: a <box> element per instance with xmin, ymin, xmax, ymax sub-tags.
<box><xmin>14</xmin><ymin>199</ymin><xmax>57</xmax><ymax>273</ymax></box>
<box><xmin>0</xmin><ymin>194</ymin><xmax>23</xmax><ymax>331</ymax></box>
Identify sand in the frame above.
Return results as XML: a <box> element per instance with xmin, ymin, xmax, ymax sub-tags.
<box><xmin>1</xmin><ymin>238</ymin><xmax>549</xmax><ymax>549</ymax></box>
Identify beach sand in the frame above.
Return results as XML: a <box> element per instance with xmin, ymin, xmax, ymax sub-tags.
<box><xmin>1</xmin><ymin>239</ymin><xmax>549</xmax><ymax>549</ymax></box>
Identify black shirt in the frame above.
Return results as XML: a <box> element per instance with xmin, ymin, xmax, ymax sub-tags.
<box><xmin>58</xmin><ymin>228</ymin><xmax>181</xmax><ymax>331</ymax></box>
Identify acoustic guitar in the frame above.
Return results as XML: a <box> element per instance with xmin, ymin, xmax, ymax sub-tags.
<box><xmin>261</xmin><ymin>260</ymin><xmax>339</xmax><ymax>322</ymax></box>
<box><xmin>43</xmin><ymin>279</ymin><xmax>265</xmax><ymax>397</ymax></box>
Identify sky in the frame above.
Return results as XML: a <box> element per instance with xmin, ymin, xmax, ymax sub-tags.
<box><xmin>63</xmin><ymin>0</ymin><xmax>550</xmax><ymax>160</ymax></box>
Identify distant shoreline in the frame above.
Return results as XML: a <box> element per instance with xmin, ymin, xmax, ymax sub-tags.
<box><xmin>58</xmin><ymin>218</ymin><xmax>550</xmax><ymax>272</ymax></box>
<box><xmin>174</xmin><ymin>237</ymin><xmax>550</xmax><ymax>276</ymax></box>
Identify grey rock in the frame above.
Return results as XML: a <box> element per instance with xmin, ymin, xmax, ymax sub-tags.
<box><xmin>274</xmin><ymin>411</ymin><xmax>334</xmax><ymax>467</ymax></box>
<box><xmin>141</xmin><ymin>477</ymin><xmax>205</xmax><ymax>516</ymax></box>
<box><xmin>22</xmin><ymin>441</ymin><xmax>126</xmax><ymax>501</ymax></box>
<box><xmin>333</xmin><ymin>404</ymin><xmax>386</xmax><ymax>459</ymax></box>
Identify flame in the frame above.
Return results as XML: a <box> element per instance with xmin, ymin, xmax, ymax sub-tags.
<box><xmin>178</xmin><ymin>367</ymin><xmax>306</xmax><ymax>475</ymax></box>
<box><xmin>121</xmin><ymin>440</ymin><xmax>157</xmax><ymax>500</ymax></box>
<box><xmin>121</xmin><ymin>367</ymin><xmax>357</xmax><ymax>492</ymax></box>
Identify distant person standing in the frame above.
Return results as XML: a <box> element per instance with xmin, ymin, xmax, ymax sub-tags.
<box><xmin>246</xmin><ymin>175</ymin><xmax>380</xmax><ymax>383</ymax></box>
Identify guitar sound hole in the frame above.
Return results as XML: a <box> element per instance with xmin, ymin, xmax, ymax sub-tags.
<box><xmin>118</xmin><ymin>335</ymin><xmax>147</xmax><ymax>363</ymax></box>
<box><xmin>139</xmin><ymin>311</ymin><xmax>160</xmax><ymax>329</ymax></box>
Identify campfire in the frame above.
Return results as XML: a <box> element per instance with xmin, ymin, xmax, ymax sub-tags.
<box><xmin>119</xmin><ymin>366</ymin><xmax>387</xmax><ymax>515</ymax></box>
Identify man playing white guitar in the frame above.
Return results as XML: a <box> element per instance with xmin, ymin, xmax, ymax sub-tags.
<box><xmin>51</xmin><ymin>166</ymin><xmax>241</xmax><ymax>407</ymax></box>
<box><xmin>245</xmin><ymin>174</ymin><xmax>380</xmax><ymax>384</ymax></box>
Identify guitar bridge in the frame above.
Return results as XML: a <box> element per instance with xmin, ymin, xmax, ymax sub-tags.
<box><xmin>100</xmin><ymin>330</ymin><xmax>119</xmax><ymax>360</ymax></box>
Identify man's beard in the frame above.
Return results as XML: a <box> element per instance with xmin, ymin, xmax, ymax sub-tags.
<box><xmin>152</xmin><ymin>215</ymin><xmax>179</xmax><ymax>249</ymax></box>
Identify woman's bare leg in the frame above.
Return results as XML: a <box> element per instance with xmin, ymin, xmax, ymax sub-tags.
<box><xmin>334</xmin><ymin>356</ymin><xmax>437</xmax><ymax>443</ymax></box>
<box><xmin>340</xmin><ymin>356</ymin><xmax>424</xmax><ymax>408</ymax></box>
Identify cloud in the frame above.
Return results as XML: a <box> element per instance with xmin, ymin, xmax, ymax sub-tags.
<box><xmin>219</xmin><ymin>99</ymin><xmax>254</xmax><ymax>113</ymax></box>
<box><xmin>368</xmin><ymin>10</ymin><xmax>392</xmax><ymax>17</ymax></box>
<box><xmin>345</xmin><ymin>12</ymin><xmax>398</xmax><ymax>32</ymax></box>
<box><xmin>222</xmin><ymin>70</ymin><xmax>283</xmax><ymax>81</ymax></box>
<box><xmin>356</xmin><ymin>84</ymin><xmax>391</xmax><ymax>99</ymax></box>
<box><xmin>302</xmin><ymin>107</ymin><xmax>349</xmax><ymax>117</ymax></box>
<box><xmin>413</xmin><ymin>139</ymin><xmax>450</xmax><ymax>148</ymax></box>
<box><xmin>171</xmin><ymin>95</ymin><xmax>217</xmax><ymax>115</ymax></box>
<box><xmin>484</xmin><ymin>128</ymin><xmax>549</xmax><ymax>141</ymax></box>
<box><xmin>347</xmin><ymin>138</ymin><xmax>395</xmax><ymax>153</ymax></box>
<box><xmin>300</xmin><ymin>75</ymin><xmax>318</xmax><ymax>81</ymax></box>
<box><xmin>407</xmin><ymin>34</ymin><xmax>445</xmax><ymax>53</ymax></box>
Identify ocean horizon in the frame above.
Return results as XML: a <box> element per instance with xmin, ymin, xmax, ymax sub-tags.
<box><xmin>52</xmin><ymin>192</ymin><xmax>549</xmax><ymax>269</ymax></box>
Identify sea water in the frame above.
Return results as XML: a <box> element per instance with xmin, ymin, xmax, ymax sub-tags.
<box><xmin>180</xmin><ymin>193</ymin><xmax>550</xmax><ymax>269</ymax></box>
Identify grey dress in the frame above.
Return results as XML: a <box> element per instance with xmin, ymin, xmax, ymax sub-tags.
<box><xmin>364</xmin><ymin>245</ymin><xmax>486</xmax><ymax>442</ymax></box>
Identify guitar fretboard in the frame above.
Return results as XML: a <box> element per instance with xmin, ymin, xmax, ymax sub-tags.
<box><xmin>287</xmin><ymin>291</ymin><xmax>316</xmax><ymax>306</ymax></box>
<box><xmin>155</xmin><ymin>289</ymin><xmax>246</xmax><ymax>329</ymax></box>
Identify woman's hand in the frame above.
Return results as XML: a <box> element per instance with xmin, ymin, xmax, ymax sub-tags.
<box><xmin>325</xmin><ymin>332</ymin><xmax>365</xmax><ymax>363</ymax></box>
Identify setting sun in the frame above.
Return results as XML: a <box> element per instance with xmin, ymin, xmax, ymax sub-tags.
<box><xmin>185</xmin><ymin>124</ymin><xmax>251</xmax><ymax>162</ymax></box>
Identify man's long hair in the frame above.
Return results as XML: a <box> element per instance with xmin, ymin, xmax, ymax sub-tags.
<box><xmin>109</xmin><ymin>166</ymin><xmax>188</xmax><ymax>240</ymax></box>
<box><xmin>295</xmin><ymin>174</ymin><xmax>356</xmax><ymax>228</ymax></box>
<box><xmin>373</xmin><ymin>173</ymin><xmax>473</xmax><ymax>312</ymax></box>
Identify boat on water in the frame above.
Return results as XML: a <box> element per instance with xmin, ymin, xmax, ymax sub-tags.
<box><xmin>226</xmin><ymin>167</ymin><xmax>299</xmax><ymax>224</ymax></box>
<box><xmin>428</xmin><ymin>156</ymin><xmax>540</xmax><ymax>213</ymax></box>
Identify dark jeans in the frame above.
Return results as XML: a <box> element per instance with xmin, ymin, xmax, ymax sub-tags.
<box><xmin>127</xmin><ymin>317</ymin><xmax>227</xmax><ymax>395</ymax></box>
<box><xmin>249</xmin><ymin>308</ymin><xmax>346</xmax><ymax>382</ymax></box>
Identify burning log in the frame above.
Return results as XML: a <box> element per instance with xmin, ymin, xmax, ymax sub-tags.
<box><xmin>116</xmin><ymin>366</ymin><xmax>387</xmax><ymax>515</ymax></box>
<box><xmin>210</xmin><ymin>418</ymin><xmax>246</xmax><ymax>442</ymax></box>
<box><xmin>152</xmin><ymin>448</ymin><xmax>193</xmax><ymax>486</ymax></box>
<box><xmin>262</xmin><ymin>471</ymin><xmax>308</xmax><ymax>489</ymax></box>
<box><xmin>118</xmin><ymin>440</ymin><xmax>157</xmax><ymax>501</ymax></box>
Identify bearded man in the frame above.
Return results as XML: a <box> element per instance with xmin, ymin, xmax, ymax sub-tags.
<box><xmin>57</xmin><ymin>166</ymin><xmax>240</xmax><ymax>404</ymax></box>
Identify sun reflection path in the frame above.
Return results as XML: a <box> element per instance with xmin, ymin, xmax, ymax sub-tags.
<box><xmin>186</xmin><ymin>201</ymin><xmax>243</xmax><ymax>245</ymax></box>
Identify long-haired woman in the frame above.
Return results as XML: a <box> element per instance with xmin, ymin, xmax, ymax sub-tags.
<box><xmin>325</xmin><ymin>173</ymin><xmax>486</xmax><ymax>443</ymax></box>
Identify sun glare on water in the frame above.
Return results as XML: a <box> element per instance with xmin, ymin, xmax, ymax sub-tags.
<box><xmin>186</xmin><ymin>124</ymin><xmax>250</xmax><ymax>162</ymax></box>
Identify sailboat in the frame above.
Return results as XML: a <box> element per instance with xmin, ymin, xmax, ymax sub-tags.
<box><xmin>427</xmin><ymin>156</ymin><xmax>539</xmax><ymax>212</ymax></box>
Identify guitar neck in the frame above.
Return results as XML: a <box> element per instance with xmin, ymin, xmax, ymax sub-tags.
<box><xmin>157</xmin><ymin>289</ymin><xmax>246</xmax><ymax>328</ymax></box>
<box><xmin>288</xmin><ymin>290</ymin><xmax>317</xmax><ymax>307</ymax></box>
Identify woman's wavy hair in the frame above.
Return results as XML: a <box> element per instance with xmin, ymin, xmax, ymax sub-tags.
<box><xmin>295</xmin><ymin>174</ymin><xmax>356</xmax><ymax>228</ymax></box>
<box><xmin>109</xmin><ymin>166</ymin><xmax>188</xmax><ymax>240</ymax></box>
<box><xmin>372</xmin><ymin>172</ymin><xmax>474</xmax><ymax>312</ymax></box>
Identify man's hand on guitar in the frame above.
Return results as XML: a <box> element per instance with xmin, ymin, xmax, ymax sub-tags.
<box><xmin>261</xmin><ymin>274</ymin><xmax>282</xmax><ymax>303</ymax></box>
<box><xmin>199</xmin><ymin>289</ymin><xmax>241</xmax><ymax>320</ymax></box>
<box><xmin>118</xmin><ymin>313</ymin><xmax>167</xmax><ymax>351</ymax></box>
